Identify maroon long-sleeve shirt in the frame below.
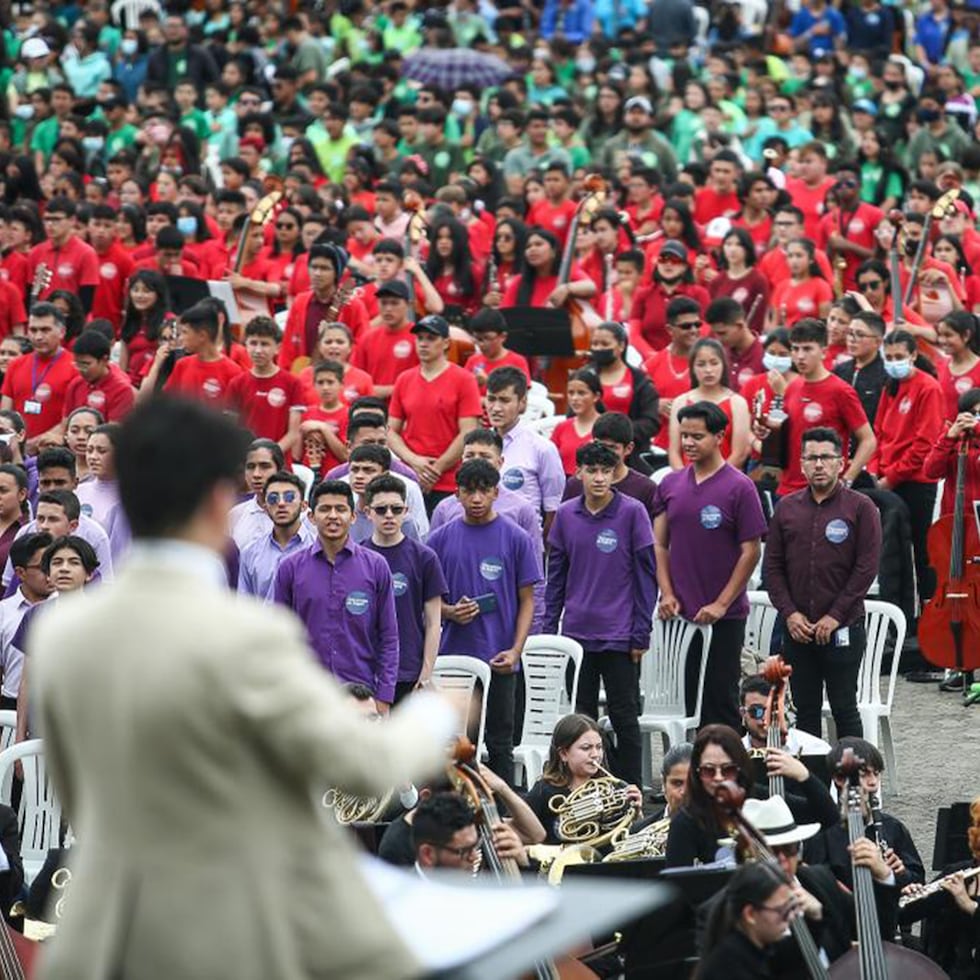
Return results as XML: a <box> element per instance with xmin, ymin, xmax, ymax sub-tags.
<box><xmin>764</xmin><ymin>483</ymin><xmax>882</xmax><ymax>628</ymax></box>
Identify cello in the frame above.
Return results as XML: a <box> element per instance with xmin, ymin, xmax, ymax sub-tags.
<box><xmin>761</xmin><ymin>656</ymin><xmax>793</xmax><ymax>800</ymax></box>
<box><xmin>917</xmin><ymin>423</ymin><xmax>980</xmax><ymax>691</ymax></box>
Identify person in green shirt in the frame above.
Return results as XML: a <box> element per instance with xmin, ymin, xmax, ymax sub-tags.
<box><xmin>86</xmin><ymin>0</ymin><xmax>122</xmax><ymax>59</ymax></box>
<box><xmin>29</xmin><ymin>84</ymin><xmax>74</xmax><ymax>171</ymax></box>
<box><xmin>101</xmin><ymin>96</ymin><xmax>139</xmax><ymax>157</ymax></box>
<box><xmin>308</xmin><ymin>103</ymin><xmax>360</xmax><ymax>183</ymax></box>
<box><xmin>550</xmin><ymin>106</ymin><xmax>591</xmax><ymax>170</ymax></box>
<box><xmin>415</xmin><ymin>106</ymin><xmax>465</xmax><ymax>188</ymax></box>
<box><xmin>284</xmin><ymin>15</ymin><xmax>328</xmax><ymax>89</ymax></box>
<box><xmin>203</xmin><ymin>82</ymin><xmax>239</xmax><ymax>162</ymax></box>
<box><xmin>175</xmin><ymin>79</ymin><xmax>212</xmax><ymax>144</ymax></box>
<box><xmin>381</xmin><ymin>2</ymin><xmax>423</xmax><ymax>54</ymax></box>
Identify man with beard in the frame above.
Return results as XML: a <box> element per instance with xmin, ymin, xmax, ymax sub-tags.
<box><xmin>599</xmin><ymin>97</ymin><xmax>678</xmax><ymax>182</ymax></box>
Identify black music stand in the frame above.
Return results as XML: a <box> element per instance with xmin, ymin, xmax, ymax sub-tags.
<box><xmin>165</xmin><ymin>274</ymin><xmax>210</xmax><ymax>314</ymax></box>
<box><xmin>500</xmin><ymin>307</ymin><xmax>576</xmax><ymax>358</ymax></box>
<box><xmin>932</xmin><ymin>802</ymin><xmax>974</xmax><ymax>869</ymax></box>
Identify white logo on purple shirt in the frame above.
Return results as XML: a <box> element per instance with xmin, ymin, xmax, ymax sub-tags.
<box><xmin>596</xmin><ymin>529</ymin><xmax>618</xmax><ymax>553</ymax></box>
<box><xmin>502</xmin><ymin>468</ymin><xmax>525</xmax><ymax>491</ymax></box>
<box><xmin>825</xmin><ymin>519</ymin><xmax>849</xmax><ymax>544</ymax></box>
<box><xmin>345</xmin><ymin>591</ymin><xmax>371</xmax><ymax>615</ymax></box>
<box><xmin>480</xmin><ymin>557</ymin><xmax>504</xmax><ymax>581</ymax></box>
<box><xmin>699</xmin><ymin>505</ymin><xmax>723</xmax><ymax>530</ymax></box>
<box><xmin>392</xmin><ymin>573</ymin><xmax>408</xmax><ymax>597</ymax></box>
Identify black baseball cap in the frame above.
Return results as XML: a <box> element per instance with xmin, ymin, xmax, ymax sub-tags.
<box><xmin>412</xmin><ymin>314</ymin><xmax>449</xmax><ymax>338</ymax></box>
<box><xmin>376</xmin><ymin>280</ymin><xmax>410</xmax><ymax>301</ymax></box>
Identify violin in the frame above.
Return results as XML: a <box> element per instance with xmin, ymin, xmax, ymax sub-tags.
<box><xmin>761</xmin><ymin>656</ymin><xmax>792</xmax><ymax>800</ymax></box>
<box><xmin>918</xmin><ymin>426</ymin><xmax>980</xmax><ymax>676</ymax></box>
<box><xmin>713</xmin><ymin>781</ymin><xmax>829</xmax><ymax>980</ymax></box>
<box><xmin>828</xmin><ymin>748</ymin><xmax>947</xmax><ymax>980</ymax></box>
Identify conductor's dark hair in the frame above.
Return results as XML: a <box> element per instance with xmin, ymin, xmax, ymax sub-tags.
<box><xmin>486</xmin><ymin>365</ymin><xmax>528</xmax><ymax>398</ymax></box>
<box><xmin>116</xmin><ymin>397</ymin><xmax>252</xmax><ymax>538</ymax></box>
<box><xmin>592</xmin><ymin>412</ymin><xmax>634</xmax><ymax>446</ymax></box>
<box><xmin>575</xmin><ymin>442</ymin><xmax>619</xmax><ymax>469</ymax></box>
<box><xmin>412</xmin><ymin>791</ymin><xmax>476</xmax><ymax>852</ymax></box>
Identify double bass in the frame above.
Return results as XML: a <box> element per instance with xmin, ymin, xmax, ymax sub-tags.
<box><xmin>761</xmin><ymin>656</ymin><xmax>793</xmax><ymax>800</ymax></box>
<box><xmin>918</xmin><ymin>424</ymin><xmax>980</xmax><ymax>688</ymax></box>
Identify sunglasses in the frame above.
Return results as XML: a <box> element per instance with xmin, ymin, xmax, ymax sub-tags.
<box><xmin>858</xmin><ymin>280</ymin><xmax>883</xmax><ymax>292</ymax></box>
<box><xmin>742</xmin><ymin>704</ymin><xmax>766</xmax><ymax>720</ymax></box>
<box><xmin>674</xmin><ymin>319</ymin><xmax>702</xmax><ymax>330</ymax></box>
<box><xmin>371</xmin><ymin>504</ymin><xmax>406</xmax><ymax>516</ymax></box>
<box><xmin>276</xmin><ymin>222</ymin><xmax>297</xmax><ymax>230</ymax></box>
<box><xmin>266</xmin><ymin>491</ymin><xmax>299</xmax><ymax>505</ymax></box>
<box><xmin>658</xmin><ymin>254</ymin><xmax>685</xmax><ymax>265</ymax></box>
<box><xmin>697</xmin><ymin>763</ymin><xmax>740</xmax><ymax>780</ymax></box>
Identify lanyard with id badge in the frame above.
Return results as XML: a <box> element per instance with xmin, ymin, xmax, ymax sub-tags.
<box><xmin>23</xmin><ymin>350</ymin><xmax>63</xmax><ymax>416</ymax></box>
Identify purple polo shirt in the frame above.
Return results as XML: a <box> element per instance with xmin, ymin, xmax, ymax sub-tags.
<box><xmin>562</xmin><ymin>468</ymin><xmax>656</xmax><ymax>525</ymax></box>
<box><xmin>274</xmin><ymin>536</ymin><xmax>400</xmax><ymax>703</ymax></box>
<box><xmin>653</xmin><ymin>464</ymin><xmax>767</xmax><ymax>621</ymax></box>
<box><xmin>238</xmin><ymin>523</ymin><xmax>315</xmax><ymax>601</ymax></box>
<box><xmin>427</xmin><ymin>515</ymin><xmax>541</xmax><ymax>662</ymax></box>
<box><xmin>364</xmin><ymin>536</ymin><xmax>447</xmax><ymax>683</ymax></box>
<box><xmin>544</xmin><ymin>491</ymin><xmax>656</xmax><ymax>651</ymax></box>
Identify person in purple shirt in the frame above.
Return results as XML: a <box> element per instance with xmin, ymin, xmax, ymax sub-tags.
<box><xmin>274</xmin><ymin>480</ymin><xmax>400</xmax><ymax>711</ymax></box>
<box><xmin>544</xmin><ymin>442</ymin><xmax>656</xmax><ymax>786</ymax></box>
<box><xmin>561</xmin><ymin>413</ymin><xmax>657</xmax><ymax>524</ymax></box>
<box><xmin>323</xmin><ymin>410</ymin><xmax>420</xmax><ymax>484</ymax></box>
<box><xmin>238</xmin><ymin>471</ymin><xmax>314</xmax><ymax>601</ymax></box>
<box><xmin>654</xmin><ymin>401</ymin><xmax>767</xmax><ymax>729</ymax></box>
<box><xmin>427</xmin><ymin>459</ymin><xmax>540</xmax><ymax>782</ymax></box>
<box><xmin>363</xmin><ymin>474</ymin><xmax>446</xmax><ymax>704</ymax></box>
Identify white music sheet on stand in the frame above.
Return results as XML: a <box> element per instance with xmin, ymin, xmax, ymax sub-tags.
<box><xmin>358</xmin><ymin>854</ymin><xmax>559</xmax><ymax>971</ymax></box>
<box><xmin>206</xmin><ymin>280</ymin><xmax>241</xmax><ymax>323</ymax></box>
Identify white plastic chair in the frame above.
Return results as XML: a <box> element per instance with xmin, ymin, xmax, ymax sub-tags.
<box><xmin>745</xmin><ymin>591</ymin><xmax>779</xmax><ymax>663</ymax></box>
<box><xmin>638</xmin><ymin>619</ymin><xmax>712</xmax><ymax>789</ymax></box>
<box><xmin>529</xmin><ymin>381</ymin><xmax>550</xmax><ymax>400</ymax></box>
<box><xmin>513</xmin><ymin>636</ymin><xmax>583</xmax><ymax>787</ymax></box>
<box><xmin>528</xmin><ymin>415</ymin><xmax>563</xmax><ymax>439</ymax></box>
<box><xmin>0</xmin><ymin>740</ymin><xmax>62</xmax><ymax>883</ymax></box>
<box><xmin>292</xmin><ymin>463</ymin><xmax>316</xmax><ymax>500</ymax></box>
<box><xmin>111</xmin><ymin>0</ymin><xmax>161</xmax><ymax>28</ymax></box>
<box><xmin>522</xmin><ymin>394</ymin><xmax>556</xmax><ymax>423</ymax></box>
<box><xmin>0</xmin><ymin>712</ymin><xmax>16</xmax><ymax>804</ymax></box>
<box><xmin>431</xmin><ymin>655</ymin><xmax>491</xmax><ymax>762</ymax></box>
<box><xmin>748</xmin><ymin>539</ymin><xmax>765</xmax><ymax>591</ymax></box>
<box><xmin>822</xmin><ymin>600</ymin><xmax>906</xmax><ymax>794</ymax></box>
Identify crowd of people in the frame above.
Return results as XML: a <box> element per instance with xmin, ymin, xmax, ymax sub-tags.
<box><xmin>0</xmin><ymin>0</ymin><xmax>975</xmax><ymax>975</ymax></box>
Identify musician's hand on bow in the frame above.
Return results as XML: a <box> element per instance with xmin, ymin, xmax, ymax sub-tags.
<box><xmin>941</xmin><ymin>871</ymin><xmax>978</xmax><ymax>914</ymax></box>
<box><xmin>226</xmin><ymin>270</ymin><xmax>248</xmax><ymax>290</ymax></box>
<box><xmin>657</xmin><ymin>593</ymin><xmax>680</xmax><ymax>619</ymax></box>
<box><xmin>489</xmin><ymin>647</ymin><xmax>520</xmax><ymax>673</ymax></box>
<box><xmin>491</xmin><ymin>822</ymin><xmax>529</xmax><ymax>866</ymax></box>
<box><xmin>546</xmin><ymin>284</ymin><xmax>570</xmax><ymax>308</ymax></box>
<box><xmin>812</xmin><ymin>614</ymin><xmax>840</xmax><ymax>646</ymax></box>
<box><xmin>765</xmin><ymin>747</ymin><xmax>809</xmax><ymax>783</ymax></box>
<box><xmin>883</xmin><ymin>846</ymin><xmax>906</xmax><ymax>878</ymax></box>
<box><xmin>851</xmin><ymin>837</ymin><xmax>891</xmax><ymax>882</ymax></box>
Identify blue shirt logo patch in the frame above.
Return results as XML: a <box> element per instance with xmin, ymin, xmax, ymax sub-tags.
<box><xmin>825</xmin><ymin>519</ymin><xmax>849</xmax><ymax>544</ymax></box>
<box><xmin>392</xmin><ymin>572</ymin><xmax>408</xmax><ymax>597</ymax></box>
<box><xmin>596</xmin><ymin>529</ymin><xmax>618</xmax><ymax>553</ymax></box>
<box><xmin>345</xmin><ymin>591</ymin><xmax>371</xmax><ymax>616</ymax></box>
<box><xmin>699</xmin><ymin>505</ymin><xmax>723</xmax><ymax>530</ymax></box>
<box><xmin>480</xmin><ymin>557</ymin><xmax>504</xmax><ymax>581</ymax></box>
<box><xmin>502</xmin><ymin>468</ymin><xmax>525</xmax><ymax>491</ymax></box>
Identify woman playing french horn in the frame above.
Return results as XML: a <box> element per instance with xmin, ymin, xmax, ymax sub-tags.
<box><xmin>524</xmin><ymin>714</ymin><xmax>643</xmax><ymax>846</ymax></box>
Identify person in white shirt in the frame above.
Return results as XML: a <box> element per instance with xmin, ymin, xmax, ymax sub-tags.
<box><xmin>739</xmin><ymin>674</ymin><xmax>832</xmax><ymax>757</ymax></box>
<box><xmin>229</xmin><ymin>439</ymin><xmax>284</xmax><ymax>552</ymax></box>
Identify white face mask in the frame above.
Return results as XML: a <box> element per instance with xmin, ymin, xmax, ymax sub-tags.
<box><xmin>451</xmin><ymin>98</ymin><xmax>474</xmax><ymax>117</ymax></box>
<box><xmin>14</xmin><ymin>104</ymin><xmax>34</xmax><ymax>120</ymax></box>
<box><xmin>120</xmin><ymin>37</ymin><xmax>138</xmax><ymax>56</ymax></box>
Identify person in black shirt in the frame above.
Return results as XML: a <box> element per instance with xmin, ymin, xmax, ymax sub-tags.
<box><xmin>834</xmin><ymin>308</ymin><xmax>887</xmax><ymax>427</ymax></box>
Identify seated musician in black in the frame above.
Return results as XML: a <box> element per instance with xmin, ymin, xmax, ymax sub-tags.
<box><xmin>697</xmin><ymin>861</ymin><xmax>797</xmax><ymax>980</ymax></box>
<box><xmin>665</xmin><ymin>725</ymin><xmax>839</xmax><ymax>869</ymax></box>
<box><xmin>0</xmin><ymin>803</ymin><xmax>22</xmax><ymax>927</ymax></box>
<box><xmin>899</xmin><ymin>793</ymin><xmax>980</xmax><ymax>978</ymax></box>
<box><xmin>804</xmin><ymin>737</ymin><xmax>924</xmax><ymax>893</ymax></box>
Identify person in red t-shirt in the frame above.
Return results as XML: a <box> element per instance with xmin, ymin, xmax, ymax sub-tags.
<box><xmin>693</xmin><ymin>150</ymin><xmax>742</xmax><ymax>225</ymax></box>
<box><xmin>0</xmin><ymin>302</ymin><xmax>78</xmax><ymax>446</ymax></box>
<box><xmin>551</xmin><ymin>368</ymin><xmax>601</xmax><ymax>475</ymax></box>
<box><xmin>500</xmin><ymin>228</ymin><xmax>596</xmax><ymax>309</ymax></box>
<box><xmin>196</xmin><ymin>189</ymin><xmax>247</xmax><ymax>280</ymax></box>
<box><xmin>730</xmin><ymin>172</ymin><xmax>775</xmax><ymax>255</ymax></box>
<box><xmin>226</xmin><ymin>316</ymin><xmax>306</xmax><ymax>451</ymax></box>
<box><xmin>527</xmin><ymin>163</ymin><xmax>578</xmax><ymax>250</ymax></box>
<box><xmin>350</xmin><ymin>280</ymin><xmax>419</xmax><ymax>398</ymax></box>
<box><xmin>625</xmin><ymin>168</ymin><xmax>664</xmax><ymax>237</ymax></box>
<box><xmin>299</xmin><ymin>321</ymin><xmax>374</xmax><ymax>406</ymax></box>
<box><xmin>0</xmin><ymin>278</ymin><xmax>26</xmax><ymax>340</ymax></box>
<box><xmin>758</xmin><ymin>205</ymin><xmax>834</xmax><ymax>290</ymax></box>
<box><xmin>760</xmin><ymin>318</ymin><xmax>876</xmax><ymax>496</ymax></box>
<box><xmin>769</xmin><ymin>239</ymin><xmax>834</xmax><ymax>328</ymax></box>
<box><xmin>466</xmin><ymin>309</ymin><xmax>530</xmax><ymax>393</ymax></box>
<box><xmin>296</xmin><ymin>360</ymin><xmax>349</xmax><ymax>477</ymax></box>
<box><xmin>62</xmin><ymin>330</ymin><xmax>135</xmax><ymax>422</ymax></box>
<box><xmin>784</xmin><ymin>143</ymin><xmax>835</xmax><ymax>239</ymax></box>
<box><xmin>387</xmin><ymin>314</ymin><xmax>483</xmax><ymax>500</ymax></box>
<box><xmin>87</xmin><ymin>205</ymin><xmax>136</xmax><ymax>335</ymax></box>
<box><xmin>815</xmin><ymin>164</ymin><xmax>883</xmax><ymax>293</ymax></box>
<box><xmin>163</xmin><ymin>303</ymin><xmax>243</xmax><ymax>406</ymax></box>
<box><xmin>935</xmin><ymin>311</ymin><xmax>980</xmax><ymax>421</ymax></box>
<box><xmin>424</xmin><ymin>216</ymin><xmax>483</xmax><ymax>318</ymax></box>
<box><xmin>28</xmin><ymin>197</ymin><xmax>100</xmax><ymax>314</ymax></box>
<box><xmin>133</xmin><ymin>227</ymin><xmax>203</xmax><ymax>280</ymax></box>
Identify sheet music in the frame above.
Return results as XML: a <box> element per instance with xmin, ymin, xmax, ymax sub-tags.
<box><xmin>358</xmin><ymin>855</ymin><xmax>559</xmax><ymax>970</ymax></box>
<box><xmin>206</xmin><ymin>280</ymin><xmax>241</xmax><ymax>324</ymax></box>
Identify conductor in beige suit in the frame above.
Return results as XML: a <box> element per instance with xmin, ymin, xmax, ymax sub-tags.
<box><xmin>31</xmin><ymin>396</ymin><xmax>458</xmax><ymax>980</ymax></box>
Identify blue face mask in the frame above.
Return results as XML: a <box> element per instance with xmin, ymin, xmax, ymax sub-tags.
<box><xmin>176</xmin><ymin>216</ymin><xmax>197</xmax><ymax>236</ymax></box>
<box><xmin>883</xmin><ymin>358</ymin><xmax>912</xmax><ymax>381</ymax></box>
<box><xmin>763</xmin><ymin>352</ymin><xmax>793</xmax><ymax>374</ymax></box>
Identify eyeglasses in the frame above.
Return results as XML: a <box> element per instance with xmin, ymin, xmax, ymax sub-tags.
<box><xmin>371</xmin><ymin>504</ymin><xmax>406</xmax><ymax>515</ymax></box>
<box><xmin>42</xmin><ymin>214</ymin><xmax>67</xmax><ymax>222</ymax></box>
<box><xmin>266</xmin><ymin>491</ymin><xmax>299</xmax><ymax>505</ymax></box>
<box><xmin>847</xmin><ymin>330</ymin><xmax>875</xmax><ymax>340</ymax></box>
<box><xmin>276</xmin><ymin>222</ymin><xmax>297</xmax><ymax>230</ymax></box>
<box><xmin>697</xmin><ymin>763</ymin><xmax>740</xmax><ymax>780</ymax></box>
<box><xmin>495</xmin><ymin>234</ymin><xmax>514</xmax><ymax>242</ymax></box>
<box><xmin>742</xmin><ymin>704</ymin><xmax>766</xmax><ymax>720</ymax></box>
<box><xmin>756</xmin><ymin>899</ymin><xmax>796</xmax><ymax>920</ymax></box>
<box><xmin>432</xmin><ymin>842</ymin><xmax>480</xmax><ymax>860</ymax></box>
<box><xmin>838</xmin><ymin>178</ymin><xmax>858</xmax><ymax>189</ymax></box>
<box><xmin>858</xmin><ymin>280</ymin><xmax>883</xmax><ymax>292</ymax></box>
<box><xmin>674</xmin><ymin>319</ymin><xmax>702</xmax><ymax>330</ymax></box>
<box><xmin>773</xmin><ymin>220</ymin><xmax>796</xmax><ymax>228</ymax></box>
<box><xmin>801</xmin><ymin>454</ymin><xmax>841</xmax><ymax>465</ymax></box>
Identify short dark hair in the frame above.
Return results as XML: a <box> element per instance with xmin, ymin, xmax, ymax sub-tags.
<box><xmin>349</xmin><ymin>444</ymin><xmax>391</xmax><ymax>470</ymax></box>
<box><xmin>790</xmin><ymin>318</ymin><xmax>828</xmax><ymax>347</ymax></box>
<box><xmin>364</xmin><ymin>473</ymin><xmax>406</xmax><ymax>504</ymax></box>
<box><xmin>350</xmin><ymin>396</ymin><xmax>388</xmax><ymax>420</ymax></box>
<box><xmin>71</xmin><ymin>329</ymin><xmax>111</xmax><ymax>360</ymax></box>
<box><xmin>347</xmin><ymin>414</ymin><xmax>388</xmax><ymax>441</ymax></box>
<box><xmin>469</xmin><ymin>308</ymin><xmax>508</xmax><ymax>335</ymax></box>
<box><xmin>576</xmin><ymin>442</ymin><xmax>618</xmax><ymax>469</ymax></box>
<box><xmin>10</xmin><ymin>531</ymin><xmax>52</xmax><ymax>570</ymax></box>
<box><xmin>244</xmin><ymin>316</ymin><xmax>280</xmax><ymax>342</ymax></box>
<box><xmin>828</xmin><ymin>736</ymin><xmax>885</xmax><ymax>776</ymax></box>
<box><xmin>263</xmin><ymin>470</ymin><xmax>304</xmax><ymax>496</ymax></box>
<box><xmin>29</xmin><ymin>302</ymin><xmax>65</xmax><ymax>326</ymax></box>
<box><xmin>37</xmin><ymin>490</ymin><xmax>80</xmax><ymax>522</ymax></box>
<box><xmin>313</xmin><ymin>359</ymin><xmax>344</xmax><ymax>382</ymax></box>
<box><xmin>705</xmin><ymin>297</ymin><xmax>744</xmax><ymax>326</ymax></box>
<box><xmin>180</xmin><ymin>302</ymin><xmax>220</xmax><ymax>341</ymax></box>
<box><xmin>0</xmin><ymin>463</ymin><xmax>26</xmax><ymax>493</ymax></box>
<box><xmin>41</xmin><ymin>534</ymin><xmax>98</xmax><ymax>575</ymax></box>
<box><xmin>456</xmin><ymin>459</ymin><xmax>499</xmax><ymax>491</ymax></box>
<box><xmin>117</xmin><ymin>397</ymin><xmax>252</xmax><ymax>539</ymax></box>
<box><xmin>248</xmin><ymin>438</ymin><xmax>285</xmax><ymax>470</ymax></box>
<box><xmin>801</xmin><ymin>427</ymin><xmax>842</xmax><ymax>453</ymax></box>
<box><xmin>677</xmin><ymin>400</ymin><xmax>729</xmax><ymax>435</ymax></box>
<box><xmin>37</xmin><ymin>447</ymin><xmax>76</xmax><ymax>476</ymax></box>
<box><xmin>411</xmin><ymin>791</ymin><xmax>476</xmax><ymax>852</ymax></box>
<box><xmin>310</xmin><ymin>480</ymin><xmax>355</xmax><ymax>510</ymax></box>
<box><xmin>884</xmin><ymin>329</ymin><xmax>917</xmax><ymax>356</ymax></box>
<box><xmin>486</xmin><ymin>366</ymin><xmax>527</xmax><ymax>398</ymax></box>
<box><xmin>667</xmin><ymin>296</ymin><xmax>701</xmax><ymax>323</ymax></box>
<box><xmin>592</xmin><ymin>412</ymin><xmax>633</xmax><ymax>446</ymax></box>
<box><xmin>851</xmin><ymin>311</ymin><xmax>886</xmax><ymax>337</ymax></box>
<box><xmin>739</xmin><ymin>674</ymin><xmax>771</xmax><ymax>702</ymax></box>
<box><xmin>463</xmin><ymin>427</ymin><xmax>504</xmax><ymax>452</ymax></box>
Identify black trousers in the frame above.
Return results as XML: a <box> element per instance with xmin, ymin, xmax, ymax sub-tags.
<box><xmin>893</xmin><ymin>481</ymin><xmax>937</xmax><ymax>606</ymax></box>
<box><xmin>485</xmin><ymin>670</ymin><xmax>516</xmax><ymax>786</ymax></box>
<box><xmin>784</xmin><ymin>620</ymin><xmax>865</xmax><ymax>739</ymax></box>
<box><xmin>576</xmin><ymin>650</ymin><xmax>641</xmax><ymax>787</ymax></box>
<box><xmin>685</xmin><ymin>618</ymin><xmax>744</xmax><ymax>731</ymax></box>
<box><xmin>423</xmin><ymin>489</ymin><xmax>453</xmax><ymax>517</ymax></box>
